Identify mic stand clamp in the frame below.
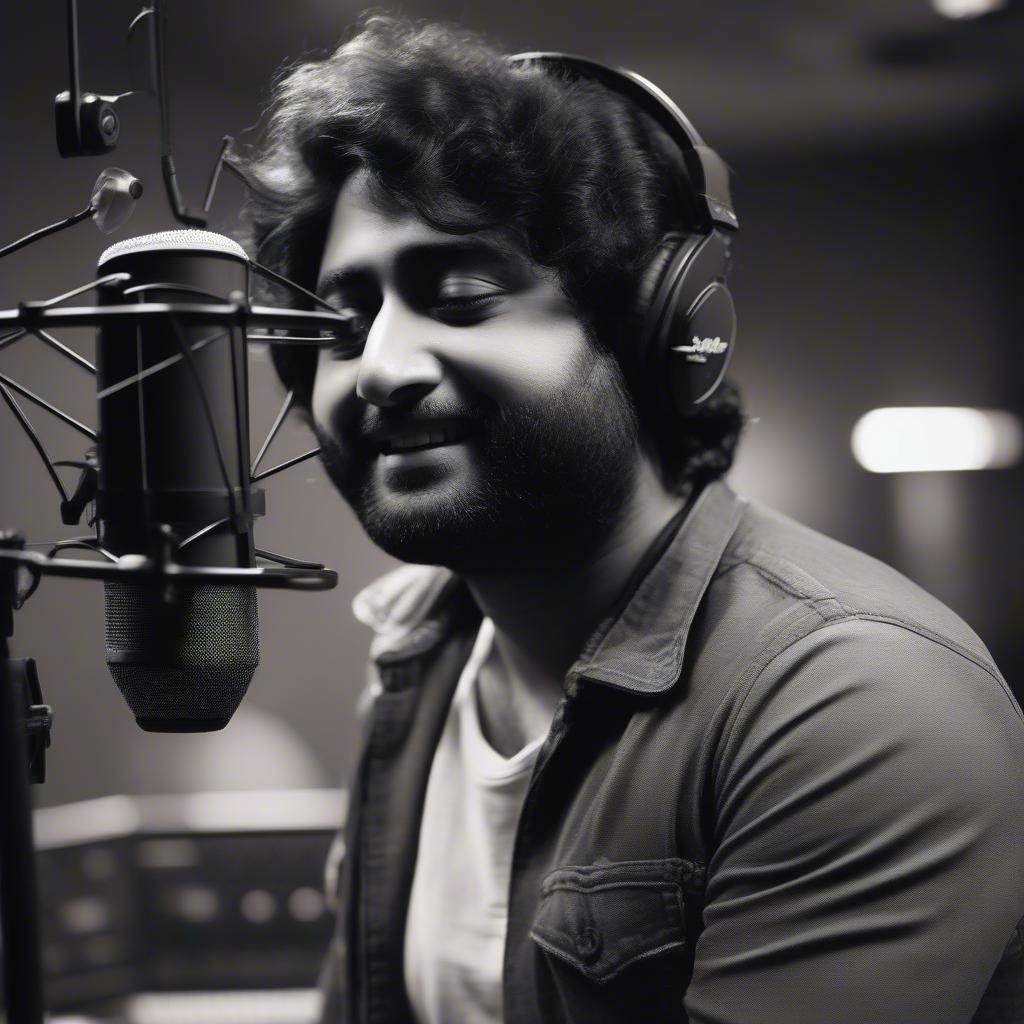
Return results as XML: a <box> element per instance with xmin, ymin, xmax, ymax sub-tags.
<box><xmin>14</xmin><ymin>658</ymin><xmax>52</xmax><ymax>785</ymax></box>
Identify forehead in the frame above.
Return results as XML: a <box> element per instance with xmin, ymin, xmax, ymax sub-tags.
<box><xmin>317</xmin><ymin>168</ymin><xmax>544</xmax><ymax>296</ymax></box>
<box><xmin>317</xmin><ymin>171</ymin><xmax>515</xmax><ymax>286</ymax></box>
<box><xmin>319</xmin><ymin>172</ymin><xmax>428</xmax><ymax>274</ymax></box>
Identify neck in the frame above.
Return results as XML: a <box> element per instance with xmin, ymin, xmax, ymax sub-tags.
<box><xmin>463</xmin><ymin>458</ymin><xmax>690</xmax><ymax>700</ymax></box>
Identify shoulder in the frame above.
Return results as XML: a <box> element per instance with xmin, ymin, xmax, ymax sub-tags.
<box><xmin>693</xmin><ymin>495</ymin><xmax>1008</xmax><ymax>700</ymax></box>
<box><xmin>665</xmin><ymin>496</ymin><xmax>1024</xmax><ymax>1023</ymax></box>
<box><xmin>717</xmin><ymin>616</ymin><xmax>1024</xmax><ymax>803</ymax></box>
<box><xmin>680</xmin><ymin>493</ymin><xmax>1024</xmax><ymax>785</ymax></box>
<box><xmin>726</xmin><ymin>498</ymin><xmax>993</xmax><ymax>660</ymax></box>
<box><xmin>698</xmin><ymin>498</ymin><xmax>1024</xmax><ymax>812</ymax></box>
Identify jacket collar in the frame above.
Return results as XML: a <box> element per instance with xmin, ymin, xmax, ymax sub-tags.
<box><xmin>355</xmin><ymin>481</ymin><xmax>744</xmax><ymax>694</ymax></box>
<box><xmin>566</xmin><ymin>480</ymin><xmax>744</xmax><ymax>695</ymax></box>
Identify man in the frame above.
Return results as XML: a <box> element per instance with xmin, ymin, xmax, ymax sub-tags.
<box><xmin>242</xmin><ymin>15</ymin><xmax>1024</xmax><ymax>1024</ymax></box>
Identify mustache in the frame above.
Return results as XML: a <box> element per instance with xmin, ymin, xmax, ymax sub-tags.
<box><xmin>358</xmin><ymin>398</ymin><xmax>493</xmax><ymax>441</ymax></box>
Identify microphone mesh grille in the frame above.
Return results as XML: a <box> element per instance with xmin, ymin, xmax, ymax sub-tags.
<box><xmin>99</xmin><ymin>229</ymin><xmax>248</xmax><ymax>266</ymax></box>
<box><xmin>104</xmin><ymin>581</ymin><xmax>259</xmax><ymax>731</ymax></box>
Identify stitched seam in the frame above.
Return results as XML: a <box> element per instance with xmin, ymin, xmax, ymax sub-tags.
<box><xmin>709</xmin><ymin>560</ymin><xmax>1004</xmax><ymax>692</ymax></box>
<box><xmin>711</xmin><ymin>558</ymin><xmax>747</xmax><ymax>581</ymax></box>
<box><xmin>851</xmin><ymin>614</ymin><xmax>1012</xmax><ymax>691</ymax></box>
<box><xmin>717</xmin><ymin>613</ymin><xmax>1022</xmax><ymax>789</ymax></box>
<box><xmin>530</xmin><ymin>933</ymin><xmax>687</xmax><ymax>983</ymax></box>
<box><xmin>718</xmin><ymin>549</ymin><xmax>853</xmax><ymax>614</ymax></box>
<box><xmin>543</xmin><ymin>880</ymin><xmax>678</xmax><ymax>895</ymax></box>
<box><xmin>548</xmin><ymin>857</ymin><xmax>684</xmax><ymax>872</ymax></box>
<box><xmin>710</xmin><ymin>605</ymin><xmax>828</xmax><ymax>780</ymax></box>
<box><xmin>580</xmin><ymin>485</ymin><xmax>743</xmax><ymax>686</ymax></box>
<box><xmin>723</xmin><ymin>540</ymin><xmax>861</xmax><ymax>616</ymax></box>
<box><xmin>584</xmin><ymin>663</ymin><xmax>678</xmax><ymax>689</ymax></box>
<box><xmin>743</xmin><ymin>561</ymin><xmax>850</xmax><ymax>619</ymax></box>
<box><xmin>542</xmin><ymin>858</ymin><xmax>707</xmax><ymax>895</ymax></box>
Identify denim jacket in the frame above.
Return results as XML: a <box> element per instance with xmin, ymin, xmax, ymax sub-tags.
<box><xmin>320</xmin><ymin>481</ymin><xmax>1024</xmax><ymax>1024</ymax></box>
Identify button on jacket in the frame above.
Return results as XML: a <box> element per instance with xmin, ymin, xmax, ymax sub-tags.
<box><xmin>319</xmin><ymin>481</ymin><xmax>1024</xmax><ymax>1024</ymax></box>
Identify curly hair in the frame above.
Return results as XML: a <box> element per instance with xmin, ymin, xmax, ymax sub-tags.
<box><xmin>239</xmin><ymin>13</ymin><xmax>744</xmax><ymax>494</ymax></box>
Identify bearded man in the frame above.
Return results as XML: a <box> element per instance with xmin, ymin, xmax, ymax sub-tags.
<box><xmin>243</xmin><ymin>15</ymin><xmax>1024</xmax><ymax>1024</ymax></box>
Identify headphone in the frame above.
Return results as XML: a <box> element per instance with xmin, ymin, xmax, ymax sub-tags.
<box><xmin>507</xmin><ymin>53</ymin><xmax>738</xmax><ymax>416</ymax></box>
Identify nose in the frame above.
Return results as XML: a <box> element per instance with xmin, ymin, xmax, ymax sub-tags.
<box><xmin>356</xmin><ymin>295</ymin><xmax>443</xmax><ymax>407</ymax></box>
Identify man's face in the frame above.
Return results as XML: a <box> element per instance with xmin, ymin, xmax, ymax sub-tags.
<box><xmin>311</xmin><ymin>171</ymin><xmax>641</xmax><ymax>572</ymax></box>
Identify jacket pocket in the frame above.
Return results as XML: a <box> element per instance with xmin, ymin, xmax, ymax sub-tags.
<box><xmin>530</xmin><ymin>858</ymin><xmax>689</xmax><ymax>984</ymax></box>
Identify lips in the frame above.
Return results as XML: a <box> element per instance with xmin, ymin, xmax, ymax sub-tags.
<box><xmin>371</xmin><ymin>419</ymin><xmax>478</xmax><ymax>455</ymax></box>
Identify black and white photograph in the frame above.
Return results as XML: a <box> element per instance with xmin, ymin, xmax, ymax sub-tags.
<box><xmin>1</xmin><ymin>2</ymin><xmax>1022</xmax><ymax>1022</ymax></box>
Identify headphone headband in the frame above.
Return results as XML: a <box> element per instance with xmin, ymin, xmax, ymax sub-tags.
<box><xmin>507</xmin><ymin>51</ymin><xmax>738</xmax><ymax>232</ymax></box>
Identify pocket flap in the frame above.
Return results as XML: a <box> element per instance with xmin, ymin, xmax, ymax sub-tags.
<box><xmin>529</xmin><ymin>859</ymin><xmax>688</xmax><ymax>984</ymax></box>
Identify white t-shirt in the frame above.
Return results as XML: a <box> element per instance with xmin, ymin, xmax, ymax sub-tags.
<box><xmin>403</xmin><ymin>618</ymin><xmax>550</xmax><ymax>1024</ymax></box>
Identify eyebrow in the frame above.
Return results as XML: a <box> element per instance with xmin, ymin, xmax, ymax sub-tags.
<box><xmin>316</xmin><ymin>238</ymin><xmax>522</xmax><ymax>297</ymax></box>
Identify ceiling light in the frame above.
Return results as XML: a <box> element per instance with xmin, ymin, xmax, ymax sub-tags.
<box><xmin>932</xmin><ymin>0</ymin><xmax>1008</xmax><ymax>19</ymax></box>
<box><xmin>851</xmin><ymin>407</ymin><xmax>1023</xmax><ymax>473</ymax></box>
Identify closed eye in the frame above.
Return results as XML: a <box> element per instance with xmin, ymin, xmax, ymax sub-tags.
<box><xmin>432</xmin><ymin>275</ymin><xmax>506</xmax><ymax>323</ymax></box>
<box><xmin>432</xmin><ymin>293</ymin><xmax>504</xmax><ymax>325</ymax></box>
<box><xmin>437</xmin><ymin>274</ymin><xmax>503</xmax><ymax>299</ymax></box>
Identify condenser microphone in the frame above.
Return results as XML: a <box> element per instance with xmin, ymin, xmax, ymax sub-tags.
<box><xmin>95</xmin><ymin>230</ymin><xmax>260</xmax><ymax>732</ymax></box>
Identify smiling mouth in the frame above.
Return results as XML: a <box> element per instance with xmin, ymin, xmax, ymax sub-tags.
<box><xmin>379</xmin><ymin>424</ymin><xmax>476</xmax><ymax>455</ymax></box>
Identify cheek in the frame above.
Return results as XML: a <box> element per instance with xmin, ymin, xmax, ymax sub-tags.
<box><xmin>310</xmin><ymin>352</ymin><xmax>361</xmax><ymax>433</ymax></box>
<box><xmin>440</xmin><ymin>309</ymin><xmax>593</xmax><ymax>405</ymax></box>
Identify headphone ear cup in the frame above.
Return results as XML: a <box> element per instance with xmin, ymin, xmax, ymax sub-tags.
<box><xmin>631</xmin><ymin>232</ymin><xmax>685</xmax><ymax>418</ymax></box>
<box><xmin>643</xmin><ymin>230</ymin><xmax>736</xmax><ymax>416</ymax></box>
<box><xmin>635</xmin><ymin>232</ymin><xmax>686</xmax><ymax>319</ymax></box>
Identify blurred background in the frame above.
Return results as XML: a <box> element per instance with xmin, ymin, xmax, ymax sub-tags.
<box><xmin>0</xmin><ymin>0</ymin><xmax>1022</xmax><ymax>1017</ymax></box>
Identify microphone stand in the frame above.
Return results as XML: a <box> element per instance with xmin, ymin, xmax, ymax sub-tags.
<box><xmin>0</xmin><ymin>184</ymin><xmax>346</xmax><ymax>1024</ymax></box>
<box><xmin>0</xmin><ymin>531</ymin><xmax>50</xmax><ymax>1024</ymax></box>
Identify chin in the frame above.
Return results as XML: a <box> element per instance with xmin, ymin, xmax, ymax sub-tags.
<box><xmin>354</xmin><ymin>479</ymin><xmax>509</xmax><ymax>571</ymax></box>
<box><xmin>356</xmin><ymin>486</ymin><xmax>620</xmax><ymax>575</ymax></box>
<box><xmin>374</xmin><ymin>445</ymin><xmax>470</xmax><ymax>495</ymax></box>
<box><xmin>316</xmin><ymin>358</ymin><xmax>642</xmax><ymax>573</ymax></box>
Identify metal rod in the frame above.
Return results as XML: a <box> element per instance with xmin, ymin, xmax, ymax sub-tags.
<box><xmin>248</xmin><ymin>260</ymin><xmax>344</xmax><ymax>315</ymax></box>
<box><xmin>152</xmin><ymin>0</ymin><xmax>204</xmax><ymax>226</ymax></box>
<box><xmin>227</xmin><ymin>319</ymin><xmax>253</xmax><ymax>564</ymax></box>
<box><xmin>135</xmin><ymin>326</ymin><xmax>149</xmax><ymax>499</ymax></box>
<box><xmin>246</xmin><ymin>334</ymin><xmax>332</xmax><ymax>344</ymax></box>
<box><xmin>0</xmin><ymin>545</ymin><xmax>47</xmax><ymax>1024</ymax></box>
<box><xmin>0</xmin><ymin>206</ymin><xmax>93</xmax><ymax>262</ymax></box>
<box><xmin>202</xmin><ymin>136</ymin><xmax>232</xmax><ymax>213</ymax></box>
<box><xmin>251</xmin><ymin>390</ymin><xmax>294</xmax><ymax>475</ymax></box>
<box><xmin>154</xmin><ymin>0</ymin><xmax>170</xmax><ymax>157</ymax></box>
<box><xmin>255</xmin><ymin>546</ymin><xmax>325</xmax><ymax>570</ymax></box>
<box><xmin>47</xmin><ymin>539</ymin><xmax>117</xmax><ymax>563</ymax></box>
<box><xmin>220</xmin><ymin>150</ymin><xmax>278</xmax><ymax>202</ymax></box>
<box><xmin>0</xmin><ymin>302</ymin><xmax>359</xmax><ymax>336</ymax></box>
<box><xmin>251</xmin><ymin>446</ymin><xmax>320</xmax><ymax>483</ymax></box>
<box><xmin>29</xmin><ymin>329</ymin><xmax>95</xmax><ymax>374</ymax></box>
<box><xmin>0</xmin><ymin>548</ymin><xmax>338</xmax><ymax>590</ymax></box>
<box><xmin>0</xmin><ymin>328</ymin><xmax>27</xmax><ymax>354</ymax></box>
<box><xmin>30</xmin><ymin>272</ymin><xmax>130</xmax><ymax>309</ymax></box>
<box><xmin>178</xmin><ymin>517</ymin><xmax>230</xmax><ymax>551</ymax></box>
<box><xmin>96</xmin><ymin>328</ymin><xmax>227</xmax><ymax>401</ymax></box>
<box><xmin>164</xmin><ymin>314</ymin><xmax>238</xmax><ymax>521</ymax></box>
<box><xmin>66</xmin><ymin>0</ymin><xmax>80</xmax><ymax>127</ymax></box>
<box><xmin>121</xmin><ymin>282</ymin><xmax>225</xmax><ymax>301</ymax></box>
<box><xmin>0</xmin><ymin>372</ymin><xmax>96</xmax><ymax>440</ymax></box>
<box><xmin>0</xmin><ymin>383</ymin><xmax>70</xmax><ymax>503</ymax></box>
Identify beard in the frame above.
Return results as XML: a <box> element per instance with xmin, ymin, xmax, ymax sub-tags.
<box><xmin>314</xmin><ymin>348</ymin><xmax>642</xmax><ymax>574</ymax></box>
